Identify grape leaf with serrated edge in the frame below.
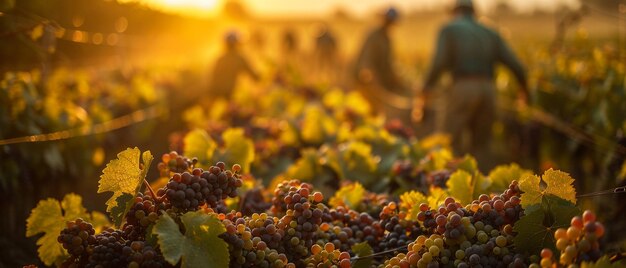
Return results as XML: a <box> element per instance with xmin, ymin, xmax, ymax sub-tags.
<box><xmin>329</xmin><ymin>182</ymin><xmax>366</xmax><ymax>210</ymax></box>
<box><xmin>400</xmin><ymin>190</ymin><xmax>428</xmax><ymax>220</ymax></box>
<box><xmin>428</xmin><ymin>187</ymin><xmax>448</xmax><ymax>208</ymax></box>
<box><xmin>351</xmin><ymin>242</ymin><xmax>373</xmax><ymax>268</ymax></box>
<box><xmin>26</xmin><ymin>194</ymin><xmax>89</xmax><ymax>266</ymax></box>
<box><xmin>487</xmin><ymin>164</ymin><xmax>532</xmax><ymax>193</ymax></box>
<box><xmin>183</xmin><ymin>128</ymin><xmax>216</xmax><ymax>168</ymax></box>
<box><xmin>153</xmin><ymin>211</ymin><xmax>229</xmax><ymax>268</ymax></box>
<box><xmin>519</xmin><ymin>168</ymin><xmax>576</xmax><ymax>208</ymax></box>
<box><xmin>513</xmin><ymin>195</ymin><xmax>580</xmax><ymax>254</ymax></box>
<box><xmin>98</xmin><ymin>148</ymin><xmax>153</xmax><ymax>227</ymax></box>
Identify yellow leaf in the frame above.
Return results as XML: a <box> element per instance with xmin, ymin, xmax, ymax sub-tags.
<box><xmin>183</xmin><ymin>129</ymin><xmax>216</xmax><ymax>167</ymax></box>
<box><xmin>329</xmin><ymin>182</ymin><xmax>366</xmax><ymax>210</ymax></box>
<box><xmin>26</xmin><ymin>194</ymin><xmax>90</xmax><ymax>266</ymax></box>
<box><xmin>446</xmin><ymin>170</ymin><xmax>473</xmax><ymax>205</ymax></box>
<box><xmin>428</xmin><ymin>187</ymin><xmax>448</xmax><ymax>209</ymax></box>
<box><xmin>399</xmin><ymin>191</ymin><xmax>427</xmax><ymax>220</ymax></box>
<box><xmin>519</xmin><ymin>168</ymin><xmax>577</xmax><ymax>208</ymax></box>
<box><xmin>98</xmin><ymin>148</ymin><xmax>153</xmax><ymax>226</ymax></box>
<box><xmin>218</xmin><ymin>128</ymin><xmax>255</xmax><ymax>172</ymax></box>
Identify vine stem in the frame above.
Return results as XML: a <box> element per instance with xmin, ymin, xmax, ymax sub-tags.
<box><xmin>144</xmin><ymin>179</ymin><xmax>159</xmax><ymax>201</ymax></box>
<box><xmin>351</xmin><ymin>245</ymin><xmax>408</xmax><ymax>261</ymax></box>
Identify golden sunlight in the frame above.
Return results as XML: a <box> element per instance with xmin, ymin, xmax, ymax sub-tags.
<box><xmin>121</xmin><ymin>0</ymin><xmax>220</xmax><ymax>18</ymax></box>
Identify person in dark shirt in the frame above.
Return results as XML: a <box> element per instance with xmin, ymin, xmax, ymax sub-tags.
<box><xmin>209</xmin><ymin>31</ymin><xmax>259</xmax><ymax>100</ymax></box>
<box><xmin>422</xmin><ymin>0</ymin><xmax>529</xmax><ymax>171</ymax></box>
<box><xmin>354</xmin><ymin>7</ymin><xmax>410</xmax><ymax>121</ymax></box>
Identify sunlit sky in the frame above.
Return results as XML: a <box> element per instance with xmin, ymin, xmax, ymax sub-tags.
<box><xmin>122</xmin><ymin>0</ymin><xmax>581</xmax><ymax>18</ymax></box>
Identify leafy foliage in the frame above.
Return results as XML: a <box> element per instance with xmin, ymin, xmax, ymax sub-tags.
<box><xmin>328</xmin><ymin>182</ymin><xmax>366</xmax><ymax>210</ymax></box>
<box><xmin>513</xmin><ymin>195</ymin><xmax>580</xmax><ymax>254</ymax></box>
<box><xmin>26</xmin><ymin>193</ymin><xmax>108</xmax><ymax>266</ymax></box>
<box><xmin>153</xmin><ymin>211</ymin><xmax>229</xmax><ymax>268</ymax></box>
<box><xmin>183</xmin><ymin>129</ymin><xmax>216</xmax><ymax>167</ymax></box>
<box><xmin>98</xmin><ymin>148</ymin><xmax>153</xmax><ymax>227</ymax></box>
<box><xmin>519</xmin><ymin>168</ymin><xmax>577</xmax><ymax>208</ymax></box>
<box><xmin>351</xmin><ymin>242</ymin><xmax>373</xmax><ymax>268</ymax></box>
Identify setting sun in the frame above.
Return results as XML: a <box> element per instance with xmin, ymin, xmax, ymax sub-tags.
<box><xmin>120</xmin><ymin>0</ymin><xmax>220</xmax><ymax>18</ymax></box>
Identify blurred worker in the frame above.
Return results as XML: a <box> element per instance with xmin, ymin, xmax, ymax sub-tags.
<box><xmin>313</xmin><ymin>24</ymin><xmax>339</xmax><ymax>84</ymax></box>
<box><xmin>421</xmin><ymin>0</ymin><xmax>529</xmax><ymax>171</ymax></box>
<box><xmin>353</xmin><ymin>7</ymin><xmax>411</xmax><ymax>122</ymax></box>
<box><xmin>209</xmin><ymin>31</ymin><xmax>260</xmax><ymax>100</ymax></box>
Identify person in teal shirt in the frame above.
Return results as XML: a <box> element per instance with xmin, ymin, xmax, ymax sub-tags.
<box><xmin>422</xmin><ymin>0</ymin><xmax>529</xmax><ymax>171</ymax></box>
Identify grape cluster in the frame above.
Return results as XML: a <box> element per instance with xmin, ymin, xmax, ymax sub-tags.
<box><xmin>272</xmin><ymin>180</ymin><xmax>326</xmax><ymax>263</ymax></box>
<box><xmin>317</xmin><ymin>206</ymin><xmax>384</xmax><ymax>252</ymax></box>
<box><xmin>160</xmin><ymin>162</ymin><xmax>242</xmax><ymax>212</ymax></box>
<box><xmin>220</xmin><ymin>213</ymin><xmax>295</xmax><ymax>268</ymax></box>
<box><xmin>157</xmin><ymin>151</ymin><xmax>197</xmax><ymax>177</ymax></box>
<box><xmin>123</xmin><ymin>241</ymin><xmax>169</xmax><ymax>268</ymax></box>
<box><xmin>58</xmin><ymin>218</ymin><xmax>96</xmax><ymax>263</ymax></box>
<box><xmin>378</xmin><ymin>202</ymin><xmax>422</xmax><ymax>253</ymax></box>
<box><xmin>417</xmin><ymin>197</ymin><xmax>470</xmax><ymax>233</ymax></box>
<box><xmin>427</xmin><ymin>170</ymin><xmax>452</xmax><ymax>189</ymax></box>
<box><xmin>123</xmin><ymin>193</ymin><xmax>167</xmax><ymax>241</ymax></box>
<box><xmin>466</xmin><ymin>181</ymin><xmax>523</xmax><ymax>229</ymax></box>
<box><xmin>240</xmin><ymin>188</ymin><xmax>272</xmax><ymax>216</ymax></box>
<box><xmin>86</xmin><ymin>228</ymin><xmax>127</xmax><ymax>268</ymax></box>
<box><xmin>306</xmin><ymin>243</ymin><xmax>351</xmax><ymax>268</ymax></box>
<box><xmin>271</xmin><ymin>180</ymin><xmax>315</xmax><ymax>216</ymax></box>
<box><xmin>542</xmin><ymin>210</ymin><xmax>605</xmax><ymax>267</ymax></box>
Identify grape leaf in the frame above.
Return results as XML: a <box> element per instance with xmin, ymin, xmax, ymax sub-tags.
<box><xmin>183</xmin><ymin>129</ymin><xmax>216</xmax><ymax>167</ymax></box>
<box><xmin>329</xmin><ymin>182</ymin><xmax>366</xmax><ymax>210</ymax></box>
<box><xmin>519</xmin><ymin>168</ymin><xmax>577</xmax><ymax>208</ymax></box>
<box><xmin>399</xmin><ymin>190</ymin><xmax>428</xmax><ymax>220</ymax></box>
<box><xmin>446</xmin><ymin>170</ymin><xmax>473</xmax><ymax>205</ymax></box>
<box><xmin>98</xmin><ymin>148</ymin><xmax>153</xmax><ymax>227</ymax></box>
<box><xmin>513</xmin><ymin>195</ymin><xmax>580</xmax><ymax>254</ymax></box>
<box><xmin>454</xmin><ymin>155</ymin><xmax>479</xmax><ymax>174</ymax></box>
<box><xmin>215</xmin><ymin>128</ymin><xmax>255</xmax><ymax>173</ymax></box>
<box><xmin>26</xmin><ymin>194</ymin><xmax>89</xmax><ymax>266</ymax></box>
<box><xmin>446</xmin><ymin>170</ymin><xmax>490</xmax><ymax>205</ymax></box>
<box><xmin>153</xmin><ymin>211</ymin><xmax>229</xmax><ymax>268</ymax></box>
<box><xmin>428</xmin><ymin>187</ymin><xmax>448</xmax><ymax>208</ymax></box>
<box><xmin>351</xmin><ymin>242</ymin><xmax>373</xmax><ymax>268</ymax></box>
<box><xmin>582</xmin><ymin>256</ymin><xmax>626</xmax><ymax>268</ymax></box>
<box><xmin>301</xmin><ymin>105</ymin><xmax>337</xmax><ymax>145</ymax></box>
<box><xmin>487</xmin><ymin>164</ymin><xmax>532</xmax><ymax>193</ymax></box>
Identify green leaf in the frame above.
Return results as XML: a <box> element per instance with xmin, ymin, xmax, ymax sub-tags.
<box><xmin>351</xmin><ymin>242</ymin><xmax>373</xmax><ymax>268</ymax></box>
<box><xmin>519</xmin><ymin>168</ymin><xmax>577</xmax><ymax>208</ymax></box>
<box><xmin>487</xmin><ymin>164</ymin><xmax>532</xmax><ymax>193</ymax></box>
<box><xmin>109</xmin><ymin>193</ymin><xmax>134</xmax><ymax>227</ymax></box>
<box><xmin>183</xmin><ymin>129</ymin><xmax>216</xmax><ymax>167</ymax></box>
<box><xmin>26</xmin><ymin>193</ymin><xmax>90</xmax><ymax>266</ymax></box>
<box><xmin>98</xmin><ymin>148</ymin><xmax>153</xmax><ymax>227</ymax></box>
<box><xmin>582</xmin><ymin>256</ymin><xmax>626</xmax><ymax>268</ymax></box>
<box><xmin>513</xmin><ymin>195</ymin><xmax>580</xmax><ymax>254</ymax></box>
<box><xmin>216</xmin><ymin>128</ymin><xmax>255</xmax><ymax>173</ymax></box>
<box><xmin>153</xmin><ymin>211</ymin><xmax>229</xmax><ymax>268</ymax></box>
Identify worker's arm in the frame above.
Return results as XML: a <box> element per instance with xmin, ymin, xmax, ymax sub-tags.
<box><xmin>423</xmin><ymin>27</ymin><xmax>452</xmax><ymax>93</ymax></box>
<box><xmin>241</xmin><ymin>56</ymin><xmax>260</xmax><ymax>82</ymax></box>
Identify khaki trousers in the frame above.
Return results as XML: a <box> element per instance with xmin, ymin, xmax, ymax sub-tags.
<box><xmin>437</xmin><ymin>79</ymin><xmax>496</xmax><ymax>171</ymax></box>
